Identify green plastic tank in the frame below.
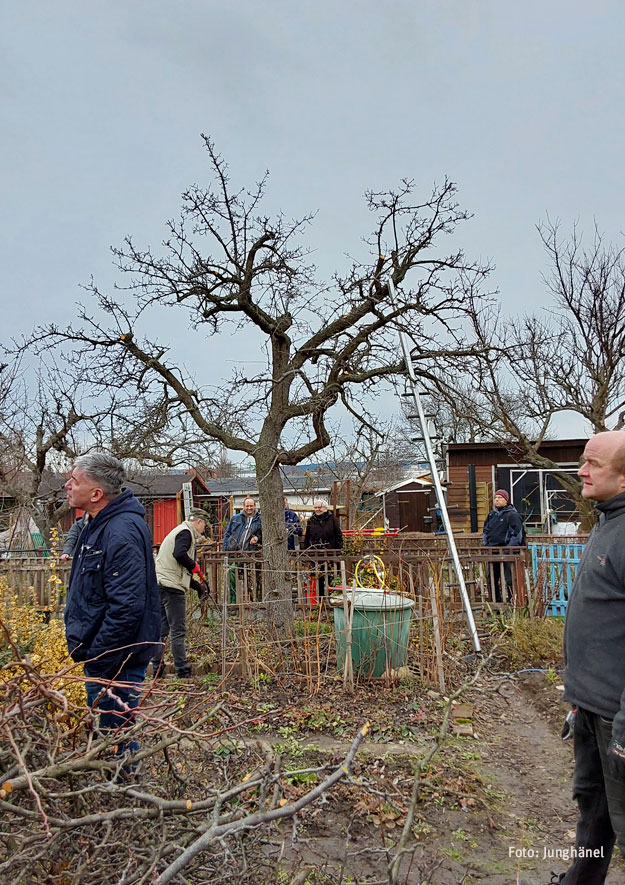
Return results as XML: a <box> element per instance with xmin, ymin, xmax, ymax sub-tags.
<box><xmin>332</xmin><ymin>589</ymin><xmax>414</xmax><ymax>678</ymax></box>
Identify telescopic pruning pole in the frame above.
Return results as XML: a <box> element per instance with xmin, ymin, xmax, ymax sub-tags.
<box><xmin>389</xmin><ymin>278</ymin><xmax>481</xmax><ymax>653</ymax></box>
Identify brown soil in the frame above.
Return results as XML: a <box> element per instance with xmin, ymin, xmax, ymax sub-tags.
<box><xmin>238</xmin><ymin>670</ymin><xmax>625</xmax><ymax>884</ymax></box>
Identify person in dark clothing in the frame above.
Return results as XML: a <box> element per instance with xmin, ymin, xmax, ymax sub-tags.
<box><xmin>303</xmin><ymin>500</ymin><xmax>344</xmax><ymax>550</ymax></box>
<box><xmin>60</xmin><ymin>513</ymin><xmax>87</xmax><ymax>560</ymax></box>
<box><xmin>64</xmin><ymin>453</ymin><xmax>160</xmax><ymax>753</ymax></box>
<box><xmin>302</xmin><ymin>499</ymin><xmax>343</xmax><ymax>598</ymax></box>
<box><xmin>482</xmin><ymin>489</ymin><xmax>524</xmax><ymax>546</ymax></box>
<box><xmin>150</xmin><ymin>508</ymin><xmax>210</xmax><ymax>679</ymax></box>
<box><xmin>554</xmin><ymin>430</ymin><xmax>625</xmax><ymax>885</ymax></box>
<box><xmin>482</xmin><ymin>488</ymin><xmax>524</xmax><ymax>602</ymax></box>
<box><xmin>223</xmin><ymin>497</ymin><xmax>262</xmax><ymax>601</ymax></box>
<box><xmin>284</xmin><ymin>497</ymin><xmax>303</xmax><ymax>550</ymax></box>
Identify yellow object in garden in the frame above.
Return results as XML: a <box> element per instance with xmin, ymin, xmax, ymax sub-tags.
<box><xmin>0</xmin><ymin>578</ymin><xmax>42</xmax><ymax>667</ymax></box>
<box><xmin>0</xmin><ymin>575</ymin><xmax>86</xmax><ymax>712</ymax></box>
<box><xmin>33</xmin><ymin>618</ymin><xmax>86</xmax><ymax>709</ymax></box>
<box><xmin>354</xmin><ymin>555</ymin><xmax>386</xmax><ymax>590</ymax></box>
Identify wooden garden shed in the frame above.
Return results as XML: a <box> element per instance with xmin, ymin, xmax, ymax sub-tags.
<box><xmin>375</xmin><ymin>477</ymin><xmax>436</xmax><ymax>533</ymax></box>
<box><xmin>445</xmin><ymin>439</ymin><xmax>586</xmax><ymax>534</ymax></box>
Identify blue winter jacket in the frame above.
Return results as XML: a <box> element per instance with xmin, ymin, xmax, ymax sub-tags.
<box><xmin>222</xmin><ymin>510</ymin><xmax>262</xmax><ymax>552</ymax></box>
<box><xmin>482</xmin><ymin>504</ymin><xmax>524</xmax><ymax>547</ymax></box>
<box><xmin>64</xmin><ymin>489</ymin><xmax>160</xmax><ymax>678</ymax></box>
<box><xmin>285</xmin><ymin>507</ymin><xmax>303</xmax><ymax>550</ymax></box>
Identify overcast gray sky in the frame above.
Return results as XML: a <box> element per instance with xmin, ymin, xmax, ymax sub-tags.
<box><xmin>2</xmin><ymin>1</ymin><xmax>624</xmax><ymax>440</ymax></box>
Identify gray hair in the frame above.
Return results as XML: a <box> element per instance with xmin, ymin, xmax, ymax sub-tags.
<box><xmin>74</xmin><ymin>453</ymin><xmax>125</xmax><ymax>498</ymax></box>
<box><xmin>313</xmin><ymin>499</ymin><xmax>328</xmax><ymax>508</ymax></box>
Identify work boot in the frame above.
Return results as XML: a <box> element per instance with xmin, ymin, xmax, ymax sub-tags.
<box><xmin>176</xmin><ymin>666</ymin><xmax>193</xmax><ymax>678</ymax></box>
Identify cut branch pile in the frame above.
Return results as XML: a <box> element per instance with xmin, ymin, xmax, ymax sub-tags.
<box><xmin>0</xmin><ymin>652</ymin><xmax>370</xmax><ymax>885</ymax></box>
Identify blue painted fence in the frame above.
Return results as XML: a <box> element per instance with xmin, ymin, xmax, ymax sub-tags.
<box><xmin>528</xmin><ymin>542</ymin><xmax>585</xmax><ymax>616</ymax></box>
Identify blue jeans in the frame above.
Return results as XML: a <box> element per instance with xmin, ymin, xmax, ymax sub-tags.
<box><xmin>85</xmin><ymin>662</ymin><xmax>147</xmax><ymax>735</ymax></box>
<box><xmin>561</xmin><ymin>706</ymin><xmax>625</xmax><ymax>883</ymax></box>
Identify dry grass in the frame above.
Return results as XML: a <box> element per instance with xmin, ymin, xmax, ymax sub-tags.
<box><xmin>491</xmin><ymin>612</ymin><xmax>564</xmax><ymax>670</ymax></box>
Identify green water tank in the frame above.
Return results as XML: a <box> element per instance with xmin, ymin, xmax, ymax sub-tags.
<box><xmin>332</xmin><ymin>590</ymin><xmax>414</xmax><ymax>678</ymax></box>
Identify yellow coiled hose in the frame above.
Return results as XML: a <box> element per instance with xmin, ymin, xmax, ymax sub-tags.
<box><xmin>354</xmin><ymin>554</ymin><xmax>386</xmax><ymax>590</ymax></box>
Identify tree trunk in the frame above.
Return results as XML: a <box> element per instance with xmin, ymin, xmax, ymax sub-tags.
<box><xmin>254</xmin><ymin>450</ymin><xmax>293</xmax><ymax>637</ymax></box>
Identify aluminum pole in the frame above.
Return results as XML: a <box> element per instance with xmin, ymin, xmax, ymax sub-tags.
<box><xmin>389</xmin><ymin>278</ymin><xmax>481</xmax><ymax>653</ymax></box>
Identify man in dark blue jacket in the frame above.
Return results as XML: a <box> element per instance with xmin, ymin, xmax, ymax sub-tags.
<box><xmin>222</xmin><ymin>497</ymin><xmax>262</xmax><ymax>551</ymax></box>
<box><xmin>482</xmin><ymin>489</ymin><xmax>524</xmax><ymax>602</ymax></box>
<box><xmin>284</xmin><ymin>497</ymin><xmax>303</xmax><ymax>550</ymax></box>
<box><xmin>64</xmin><ymin>453</ymin><xmax>160</xmax><ymax>741</ymax></box>
<box><xmin>222</xmin><ymin>497</ymin><xmax>262</xmax><ymax>602</ymax></box>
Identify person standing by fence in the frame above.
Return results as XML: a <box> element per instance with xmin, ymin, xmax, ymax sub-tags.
<box><xmin>481</xmin><ymin>489</ymin><xmax>524</xmax><ymax>602</ymax></box>
<box><xmin>302</xmin><ymin>499</ymin><xmax>343</xmax><ymax>599</ymax></box>
<box><xmin>223</xmin><ymin>497</ymin><xmax>262</xmax><ymax>602</ymax></box>
<box><xmin>150</xmin><ymin>508</ymin><xmax>209</xmax><ymax>679</ymax></box>
<box><xmin>284</xmin><ymin>497</ymin><xmax>303</xmax><ymax>550</ymax></box>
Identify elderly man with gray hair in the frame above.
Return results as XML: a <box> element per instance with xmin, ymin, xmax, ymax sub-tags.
<box><xmin>302</xmin><ymin>499</ymin><xmax>343</xmax><ymax>599</ymax></box>
<box><xmin>64</xmin><ymin>453</ymin><xmax>160</xmax><ymax>758</ymax></box>
<box><xmin>303</xmin><ymin>499</ymin><xmax>343</xmax><ymax>551</ymax></box>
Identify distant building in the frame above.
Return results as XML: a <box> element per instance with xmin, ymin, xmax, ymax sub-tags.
<box><xmin>124</xmin><ymin>470</ymin><xmax>211</xmax><ymax>544</ymax></box>
<box><xmin>40</xmin><ymin>468</ymin><xmax>212</xmax><ymax>547</ymax></box>
<box><xmin>373</xmin><ymin>476</ymin><xmax>436</xmax><ymax>533</ymax></box>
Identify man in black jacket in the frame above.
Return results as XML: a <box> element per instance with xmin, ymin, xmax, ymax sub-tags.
<box><xmin>303</xmin><ymin>500</ymin><xmax>343</xmax><ymax>598</ymax></box>
<box><xmin>556</xmin><ymin>431</ymin><xmax>625</xmax><ymax>884</ymax></box>
<box><xmin>303</xmin><ymin>500</ymin><xmax>343</xmax><ymax>550</ymax></box>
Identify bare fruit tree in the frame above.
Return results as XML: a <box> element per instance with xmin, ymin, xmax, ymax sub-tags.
<box><xmin>424</xmin><ymin>220</ymin><xmax>625</xmax><ymax>523</ymax></box>
<box><xmin>0</xmin><ymin>355</ymin><xmax>217</xmax><ymax>546</ymax></box>
<box><xmin>32</xmin><ymin>136</ymin><xmax>492</xmax><ymax>633</ymax></box>
<box><xmin>0</xmin><ymin>356</ymin><xmax>98</xmax><ymax>545</ymax></box>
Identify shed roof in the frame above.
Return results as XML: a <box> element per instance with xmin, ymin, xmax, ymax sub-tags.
<box><xmin>447</xmin><ymin>438</ymin><xmax>587</xmax><ymax>467</ymax></box>
<box><xmin>26</xmin><ymin>468</ymin><xmax>211</xmax><ymax>501</ymax></box>
<box><xmin>125</xmin><ymin>470</ymin><xmax>210</xmax><ymax>497</ymax></box>
<box><xmin>203</xmin><ymin>472</ymin><xmax>334</xmax><ymax>498</ymax></box>
<box><xmin>373</xmin><ymin>475</ymin><xmax>434</xmax><ymax>497</ymax></box>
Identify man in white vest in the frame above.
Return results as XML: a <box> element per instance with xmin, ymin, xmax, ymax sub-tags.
<box><xmin>151</xmin><ymin>508</ymin><xmax>208</xmax><ymax>678</ymax></box>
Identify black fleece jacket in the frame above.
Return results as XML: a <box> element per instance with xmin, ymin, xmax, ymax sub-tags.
<box><xmin>563</xmin><ymin>491</ymin><xmax>625</xmax><ymax>725</ymax></box>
